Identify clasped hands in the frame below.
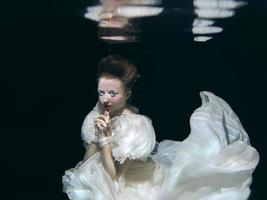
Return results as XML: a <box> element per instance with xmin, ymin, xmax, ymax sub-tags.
<box><xmin>94</xmin><ymin>111</ymin><xmax>112</xmax><ymax>147</ymax></box>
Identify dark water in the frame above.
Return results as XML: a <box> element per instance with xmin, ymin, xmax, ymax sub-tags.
<box><xmin>4</xmin><ymin>0</ymin><xmax>267</xmax><ymax>199</ymax></box>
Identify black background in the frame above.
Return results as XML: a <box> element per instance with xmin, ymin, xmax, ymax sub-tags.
<box><xmin>4</xmin><ymin>0</ymin><xmax>267</xmax><ymax>199</ymax></box>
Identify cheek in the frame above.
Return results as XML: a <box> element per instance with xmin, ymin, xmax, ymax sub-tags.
<box><xmin>98</xmin><ymin>96</ymin><xmax>104</xmax><ymax>103</ymax></box>
<box><xmin>112</xmin><ymin>96</ymin><xmax>126</xmax><ymax>105</ymax></box>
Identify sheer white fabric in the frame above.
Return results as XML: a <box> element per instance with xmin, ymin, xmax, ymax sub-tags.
<box><xmin>81</xmin><ymin>103</ymin><xmax>101</xmax><ymax>146</ymax></box>
<box><xmin>63</xmin><ymin>91</ymin><xmax>259</xmax><ymax>200</ymax></box>
<box><xmin>111</xmin><ymin>114</ymin><xmax>156</xmax><ymax>163</ymax></box>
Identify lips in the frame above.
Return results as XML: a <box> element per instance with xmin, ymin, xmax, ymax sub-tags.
<box><xmin>104</xmin><ymin>104</ymin><xmax>112</xmax><ymax>110</ymax></box>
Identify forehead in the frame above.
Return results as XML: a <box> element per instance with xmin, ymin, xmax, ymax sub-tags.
<box><xmin>98</xmin><ymin>77</ymin><xmax>124</xmax><ymax>91</ymax></box>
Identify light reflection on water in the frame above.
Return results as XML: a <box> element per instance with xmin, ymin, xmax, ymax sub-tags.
<box><xmin>85</xmin><ymin>0</ymin><xmax>163</xmax><ymax>43</ymax></box>
<box><xmin>193</xmin><ymin>0</ymin><xmax>247</xmax><ymax>41</ymax></box>
<box><xmin>84</xmin><ymin>0</ymin><xmax>247</xmax><ymax>43</ymax></box>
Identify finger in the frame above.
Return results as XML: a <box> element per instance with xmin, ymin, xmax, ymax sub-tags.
<box><xmin>95</xmin><ymin>119</ymin><xmax>107</xmax><ymax>128</ymax></box>
<box><xmin>100</xmin><ymin>114</ymin><xmax>111</xmax><ymax>132</ymax></box>
<box><xmin>94</xmin><ymin>123</ymin><xmax>98</xmax><ymax>132</ymax></box>
<box><xmin>104</xmin><ymin>111</ymin><xmax>109</xmax><ymax>118</ymax></box>
<box><xmin>96</xmin><ymin>123</ymin><xmax>102</xmax><ymax>130</ymax></box>
<box><xmin>104</xmin><ymin>111</ymin><xmax>111</xmax><ymax>131</ymax></box>
<box><xmin>95</xmin><ymin>118</ymin><xmax>106</xmax><ymax>124</ymax></box>
<box><xmin>104</xmin><ymin>111</ymin><xmax>110</xmax><ymax>122</ymax></box>
<box><xmin>98</xmin><ymin>115</ymin><xmax>110</xmax><ymax>125</ymax></box>
<box><xmin>95</xmin><ymin>123</ymin><xmax>108</xmax><ymax>134</ymax></box>
<box><xmin>95</xmin><ymin>121</ymin><xmax>103</xmax><ymax>128</ymax></box>
<box><xmin>96</xmin><ymin>122</ymin><xmax>111</xmax><ymax>137</ymax></box>
<box><xmin>95</xmin><ymin>123</ymin><xmax>102</xmax><ymax>133</ymax></box>
<box><xmin>98</xmin><ymin>116</ymin><xmax>108</xmax><ymax>124</ymax></box>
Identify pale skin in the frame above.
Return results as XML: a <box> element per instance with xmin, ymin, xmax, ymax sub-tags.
<box><xmin>83</xmin><ymin>76</ymin><xmax>133</xmax><ymax>181</ymax></box>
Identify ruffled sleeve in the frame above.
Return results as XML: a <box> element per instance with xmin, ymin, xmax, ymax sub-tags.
<box><xmin>81</xmin><ymin>103</ymin><xmax>101</xmax><ymax>147</ymax></box>
<box><xmin>111</xmin><ymin>114</ymin><xmax>156</xmax><ymax>164</ymax></box>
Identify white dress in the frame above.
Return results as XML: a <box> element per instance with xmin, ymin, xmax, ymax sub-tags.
<box><xmin>62</xmin><ymin>91</ymin><xmax>259</xmax><ymax>200</ymax></box>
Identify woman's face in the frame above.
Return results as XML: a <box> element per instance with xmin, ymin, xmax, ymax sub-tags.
<box><xmin>97</xmin><ymin>76</ymin><xmax>128</xmax><ymax>116</ymax></box>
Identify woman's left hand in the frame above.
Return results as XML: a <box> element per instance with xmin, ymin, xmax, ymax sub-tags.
<box><xmin>94</xmin><ymin>111</ymin><xmax>111</xmax><ymax>137</ymax></box>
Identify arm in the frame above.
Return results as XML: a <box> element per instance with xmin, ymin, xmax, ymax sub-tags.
<box><xmin>100</xmin><ymin>141</ymin><xmax>117</xmax><ymax>180</ymax></box>
<box><xmin>82</xmin><ymin>124</ymin><xmax>119</xmax><ymax>180</ymax></box>
<box><xmin>95</xmin><ymin>112</ymin><xmax>120</xmax><ymax>180</ymax></box>
<box><xmin>99</xmin><ymin>135</ymin><xmax>134</xmax><ymax>180</ymax></box>
<box><xmin>83</xmin><ymin>134</ymin><xmax>119</xmax><ymax>180</ymax></box>
<box><xmin>83</xmin><ymin>142</ymin><xmax>99</xmax><ymax>162</ymax></box>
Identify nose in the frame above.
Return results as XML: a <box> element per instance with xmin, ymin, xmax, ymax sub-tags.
<box><xmin>103</xmin><ymin>94</ymin><xmax>110</xmax><ymax>103</ymax></box>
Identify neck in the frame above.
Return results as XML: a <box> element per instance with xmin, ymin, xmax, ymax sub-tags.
<box><xmin>110</xmin><ymin>107</ymin><xmax>125</xmax><ymax>118</ymax></box>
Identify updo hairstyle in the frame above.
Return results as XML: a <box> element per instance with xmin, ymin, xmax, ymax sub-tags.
<box><xmin>97</xmin><ymin>55</ymin><xmax>140</xmax><ymax>92</ymax></box>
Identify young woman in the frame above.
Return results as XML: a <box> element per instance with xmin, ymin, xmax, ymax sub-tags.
<box><xmin>62</xmin><ymin>55</ymin><xmax>259</xmax><ymax>200</ymax></box>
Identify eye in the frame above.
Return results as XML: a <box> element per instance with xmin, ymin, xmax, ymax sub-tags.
<box><xmin>109</xmin><ymin>91</ymin><xmax>118</xmax><ymax>97</ymax></box>
<box><xmin>98</xmin><ymin>90</ymin><xmax>104</xmax><ymax>96</ymax></box>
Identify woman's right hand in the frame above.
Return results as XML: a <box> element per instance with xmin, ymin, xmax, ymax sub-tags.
<box><xmin>94</xmin><ymin>111</ymin><xmax>111</xmax><ymax>138</ymax></box>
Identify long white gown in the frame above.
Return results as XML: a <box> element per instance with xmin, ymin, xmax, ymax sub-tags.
<box><xmin>62</xmin><ymin>91</ymin><xmax>259</xmax><ymax>200</ymax></box>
